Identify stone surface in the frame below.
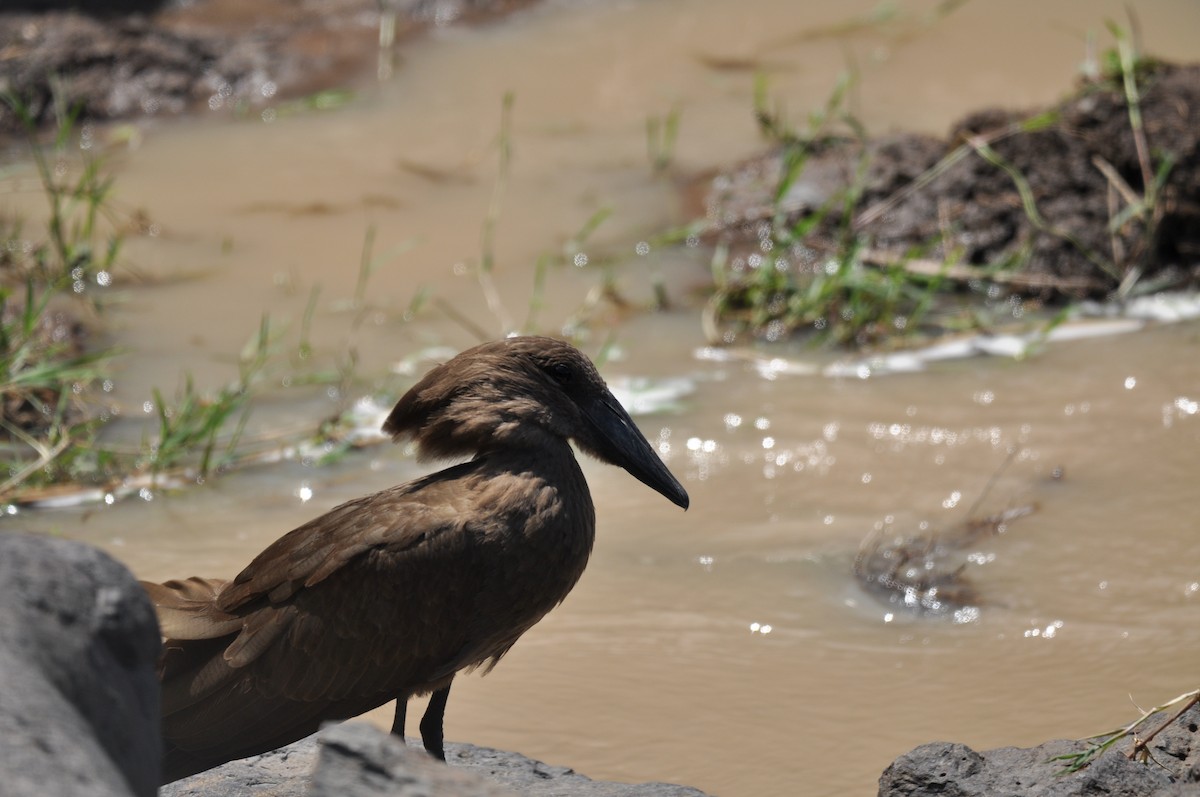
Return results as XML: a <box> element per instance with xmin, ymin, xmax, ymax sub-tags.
<box><xmin>312</xmin><ymin>724</ymin><xmax>513</xmax><ymax>797</ymax></box>
<box><xmin>163</xmin><ymin>722</ymin><xmax>713</xmax><ymax>797</ymax></box>
<box><xmin>0</xmin><ymin>532</ymin><xmax>162</xmax><ymax>797</ymax></box>
<box><xmin>879</xmin><ymin>702</ymin><xmax>1200</xmax><ymax>796</ymax></box>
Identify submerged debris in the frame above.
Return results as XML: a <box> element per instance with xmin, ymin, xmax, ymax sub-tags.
<box><xmin>854</xmin><ymin>449</ymin><xmax>1041</xmax><ymax>621</ymax></box>
<box><xmin>853</xmin><ymin>504</ymin><xmax>1035</xmax><ymax>621</ymax></box>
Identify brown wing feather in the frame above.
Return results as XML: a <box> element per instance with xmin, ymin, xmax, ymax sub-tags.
<box><xmin>140</xmin><ymin>577</ymin><xmax>241</xmax><ymax>640</ymax></box>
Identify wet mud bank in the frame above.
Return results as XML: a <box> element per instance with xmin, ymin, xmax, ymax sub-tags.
<box><xmin>696</xmin><ymin>62</ymin><xmax>1200</xmax><ymax>303</ymax></box>
<box><xmin>0</xmin><ymin>0</ymin><xmax>537</xmax><ymax>138</ymax></box>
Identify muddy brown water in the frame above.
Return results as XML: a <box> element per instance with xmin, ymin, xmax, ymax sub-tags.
<box><xmin>4</xmin><ymin>1</ymin><xmax>1200</xmax><ymax>795</ymax></box>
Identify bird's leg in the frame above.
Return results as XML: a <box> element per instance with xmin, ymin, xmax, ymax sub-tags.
<box><xmin>391</xmin><ymin>697</ymin><xmax>407</xmax><ymax>738</ymax></box>
<box><xmin>419</xmin><ymin>681</ymin><xmax>452</xmax><ymax>761</ymax></box>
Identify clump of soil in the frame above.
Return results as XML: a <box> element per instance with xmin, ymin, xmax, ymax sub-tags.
<box><xmin>699</xmin><ymin>61</ymin><xmax>1200</xmax><ymax>301</ymax></box>
<box><xmin>0</xmin><ymin>0</ymin><xmax>536</xmax><ymax>138</ymax></box>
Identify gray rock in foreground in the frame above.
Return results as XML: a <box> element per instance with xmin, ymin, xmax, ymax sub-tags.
<box><xmin>0</xmin><ymin>532</ymin><xmax>162</xmax><ymax>797</ymax></box>
<box><xmin>163</xmin><ymin>722</ymin><xmax>712</xmax><ymax>797</ymax></box>
<box><xmin>879</xmin><ymin>702</ymin><xmax>1200</xmax><ymax>796</ymax></box>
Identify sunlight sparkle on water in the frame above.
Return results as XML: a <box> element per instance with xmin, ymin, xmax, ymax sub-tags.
<box><xmin>749</xmin><ymin>622</ymin><xmax>773</xmax><ymax>635</ymax></box>
<box><xmin>296</xmin><ymin>484</ymin><xmax>314</xmax><ymax>503</ymax></box>
<box><xmin>1023</xmin><ymin>620</ymin><xmax>1064</xmax><ymax>639</ymax></box>
<box><xmin>868</xmin><ymin>422</ymin><xmax>1006</xmax><ymax>450</ymax></box>
<box><xmin>953</xmin><ymin>607</ymin><xmax>981</xmax><ymax>624</ymax></box>
<box><xmin>1163</xmin><ymin>396</ymin><xmax>1199</xmax><ymax>426</ymax></box>
<box><xmin>753</xmin><ymin>436</ymin><xmax>834</xmax><ymax>476</ymax></box>
<box><xmin>685</xmin><ymin>435</ymin><xmax>725</xmax><ymax>482</ymax></box>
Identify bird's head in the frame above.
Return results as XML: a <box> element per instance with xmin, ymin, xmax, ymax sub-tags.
<box><xmin>383</xmin><ymin>336</ymin><xmax>689</xmax><ymax>510</ymax></box>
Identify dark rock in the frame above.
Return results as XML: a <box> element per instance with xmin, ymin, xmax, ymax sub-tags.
<box><xmin>312</xmin><ymin>724</ymin><xmax>513</xmax><ymax>797</ymax></box>
<box><xmin>162</xmin><ymin>722</ymin><xmax>713</xmax><ymax>797</ymax></box>
<box><xmin>440</xmin><ymin>732</ymin><xmax>712</xmax><ymax>796</ymax></box>
<box><xmin>0</xmin><ymin>532</ymin><xmax>162</xmax><ymax>797</ymax></box>
<box><xmin>879</xmin><ymin>702</ymin><xmax>1200</xmax><ymax>796</ymax></box>
<box><xmin>157</xmin><ymin>736</ymin><xmax>312</xmax><ymax>797</ymax></box>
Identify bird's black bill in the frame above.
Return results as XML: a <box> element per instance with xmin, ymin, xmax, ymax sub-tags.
<box><xmin>585</xmin><ymin>394</ymin><xmax>689</xmax><ymax>510</ymax></box>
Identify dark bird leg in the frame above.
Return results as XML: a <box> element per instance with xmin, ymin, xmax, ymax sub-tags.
<box><xmin>390</xmin><ymin>697</ymin><xmax>407</xmax><ymax>738</ymax></box>
<box><xmin>419</xmin><ymin>682</ymin><xmax>452</xmax><ymax>760</ymax></box>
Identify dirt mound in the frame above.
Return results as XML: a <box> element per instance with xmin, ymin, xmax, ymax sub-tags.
<box><xmin>0</xmin><ymin>0</ymin><xmax>535</xmax><ymax>137</ymax></box>
<box><xmin>700</xmin><ymin>62</ymin><xmax>1200</xmax><ymax>301</ymax></box>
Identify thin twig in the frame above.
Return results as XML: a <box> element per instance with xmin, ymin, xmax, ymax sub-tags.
<box><xmin>1113</xmin><ymin>26</ymin><xmax>1155</xmax><ymax>203</ymax></box>
<box><xmin>1127</xmin><ymin>692</ymin><xmax>1200</xmax><ymax>762</ymax></box>
<box><xmin>965</xmin><ymin>446</ymin><xmax>1018</xmax><ymax>520</ymax></box>
<box><xmin>1091</xmin><ymin>155</ymin><xmax>1141</xmax><ymax>208</ymax></box>
<box><xmin>1052</xmin><ymin>687</ymin><xmax>1200</xmax><ymax>773</ymax></box>
<box><xmin>0</xmin><ymin>428</ymin><xmax>71</xmax><ymax>498</ymax></box>
<box><xmin>858</xmin><ymin>247</ymin><xmax>1106</xmax><ymax>292</ymax></box>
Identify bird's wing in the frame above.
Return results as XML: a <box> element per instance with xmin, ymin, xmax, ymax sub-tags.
<box><xmin>140</xmin><ymin>576</ymin><xmax>239</xmax><ymax>640</ymax></box>
<box><xmin>155</xmin><ymin>466</ymin><xmax>487</xmax><ymax>708</ymax></box>
<box><xmin>217</xmin><ymin>481</ymin><xmax>464</xmax><ymax>611</ymax></box>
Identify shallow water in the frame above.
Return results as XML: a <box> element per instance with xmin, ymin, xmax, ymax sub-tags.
<box><xmin>5</xmin><ymin>1</ymin><xmax>1200</xmax><ymax>795</ymax></box>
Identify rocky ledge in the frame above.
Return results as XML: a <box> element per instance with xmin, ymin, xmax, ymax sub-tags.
<box><xmin>164</xmin><ymin>722</ymin><xmax>711</xmax><ymax>797</ymax></box>
<box><xmin>879</xmin><ymin>706</ymin><xmax>1200</xmax><ymax>797</ymax></box>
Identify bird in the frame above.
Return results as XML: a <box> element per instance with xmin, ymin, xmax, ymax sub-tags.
<box><xmin>140</xmin><ymin>335</ymin><xmax>689</xmax><ymax>784</ymax></box>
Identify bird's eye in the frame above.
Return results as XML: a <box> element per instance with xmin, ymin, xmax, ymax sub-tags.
<box><xmin>546</xmin><ymin>362</ymin><xmax>573</xmax><ymax>385</ymax></box>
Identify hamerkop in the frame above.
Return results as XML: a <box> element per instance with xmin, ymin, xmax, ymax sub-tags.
<box><xmin>141</xmin><ymin>336</ymin><xmax>689</xmax><ymax>783</ymax></box>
